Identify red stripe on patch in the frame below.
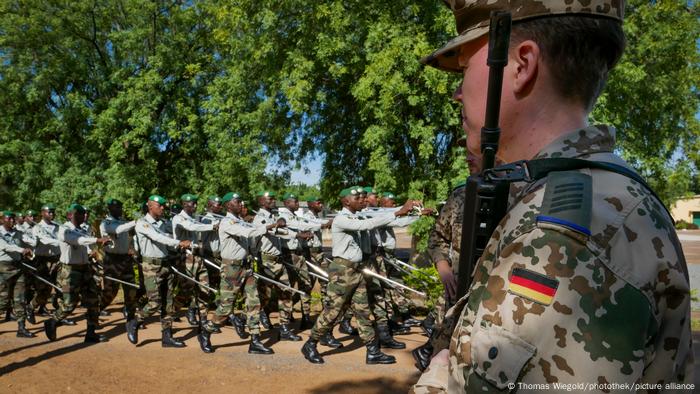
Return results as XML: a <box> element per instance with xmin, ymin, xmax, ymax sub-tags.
<box><xmin>510</xmin><ymin>275</ymin><xmax>556</xmax><ymax>297</ymax></box>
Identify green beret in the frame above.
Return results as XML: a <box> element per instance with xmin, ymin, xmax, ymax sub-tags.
<box><xmin>2</xmin><ymin>210</ymin><xmax>15</xmax><ymax>217</ymax></box>
<box><xmin>381</xmin><ymin>192</ymin><xmax>396</xmax><ymax>199</ymax></box>
<box><xmin>106</xmin><ymin>198</ymin><xmax>123</xmax><ymax>206</ymax></box>
<box><xmin>41</xmin><ymin>203</ymin><xmax>56</xmax><ymax>211</ymax></box>
<box><xmin>26</xmin><ymin>210</ymin><xmax>37</xmax><ymax>216</ymax></box>
<box><xmin>282</xmin><ymin>192</ymin><xmax>298</xmax><ymax>201</ymax></box>
<box><xmin>208</xmin><ymin>195</ymin><xmax>222</xmax><ymax>203</ymax></box>
<box><xmin>363</xmin><ymin>186</ymin><xmax>377</xmax><ymax>195</ymax></box>
<box><xmin>67</xmin><ymin>203</ymin><xmax>86</xmax><ymax>213</ymax></box>
<box><xmin>148</xmin><ymin>195</ymin><xmax>167</xmax><ymax>205</ymax></box>
<box><xmin>171</xmin><ymin>203</ymin><xmax>182</xmax><ymax>210</ymax></box>
<box><xmin>306</xmin><ymin>196</ymin><xmax>321</xmax><ymax>203</ymax></box>
<box><xmin>339</xmin><ymin>186</ymin><xmax>362</xmax><ymax>198</ymax></box>
<box><xmin>16</xmin><ymin>212</ymin><xmax>24</xmax><ymax>217</ymax></box>
<box><xmin>256</xmin><ymin>191</ymin><xmax>276</xmax><ymax>198</ymax></box>
<box><xmin>222</xmin><ymin>192</ymin><xmax>242</xmax><ymax>203</ymax></box>
<box><xmin>180</xmin><ymin>193</ymin><xmax>198</xmax><ymax>202</ymax></box>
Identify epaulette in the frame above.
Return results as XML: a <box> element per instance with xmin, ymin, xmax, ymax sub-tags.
<box><xmin>536</xmin><ymin>171</ymin><xmax>592</xmax><ymax>236</ymax></box>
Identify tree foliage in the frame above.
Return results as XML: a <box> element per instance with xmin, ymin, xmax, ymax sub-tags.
<box><xmin>0</xmin><ymin>0</ymin><xmax>697</xmax><ymax>218</ymax></box>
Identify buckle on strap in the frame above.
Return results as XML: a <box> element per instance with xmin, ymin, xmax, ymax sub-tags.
<box><xmin>483</xmin><ymin>160</ymin><xmax>531</xmax><ymax>182</ymax></box>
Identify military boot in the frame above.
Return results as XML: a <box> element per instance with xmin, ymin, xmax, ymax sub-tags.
<box><xmin>279</xmin><ymin>324</ymin><xmax>301</xmax><ymax>341</ymax></box>
<box><xmin>339</xmin><ymin>318</ymin><xmax>358</xmax><ymax>336</ymax></box>
<box><xmin>197</xmin><ymin>327</ymin><xmax>214</xmax><ymax>353</ymax></box>
<box><xmin>420</xmin><ymin>314</ymin><xmax>435</xmax><ymax>337</ymax></box>
<box><xmin>44</xmin><ymin>318</ymin><xmax>58</xmax><ymax>341</ymax></box>
<box><xmin>4</xmin><ymin>309</ymin><xmax>16</xmax><ymax>322</ymax></box>
<box><xmin>186</xmin><ymin>307</ymin><xmax>199</xmax><ymax>326</ymax></box>
<box><xmin>229</xmin><ymin>314</ymin><xmax>248</xmax><ymax>339</ymax></box>
<box><xmin>99</xmin><ymin>309</ymin><xmax>111</xmax><ymax>317</ymax></box>
<box><xmin>401</xmin><ymin>312</ymin><xmax>422</xmax><ymax>327</ymax></box>
<box><xmin>259</xmin><ymin>310</ymin><xmax>272</xmax><ymax>330</ymax></box>
<box><xmin>299</xmin><ymin>312</ymin><xmax>313</xmax><ymax>331</ymax></box>
<box><xmin>301</xmin><ymin>339</ymin><xmax>324</xmax><ymax>364</ymax></box>
<box><xmin>203</xmin><ymin>320</ymin><xmax>222</xmax><ymax>333</ymax></box>
<box><xmin>412</xmin><ymin>340</ymin><xmax>434</xmax><ymax>372</ymax></box>
<box><xmin>365</xmin><ymin>337</ymin><xmax>396</xmax><ymax>365</ymax></box>
<box><xmin>59</xmin><ymin>318</ymin><xmax>77</xmax><ymax>326</ymax></box>
<box><xmin>84</xmin><ymin>325</ymin><xmax>108</xmax><ymax>343</ymax></box>
<box><xmin>126</xmin><ymin>318</ymin><xmax>139</xmax><ymax>344</ymax></box>
<box><xmin>319</xmin><ymin>332</ymin><xmax>343</xmax><ymax>349</ymax></box>
<box><xmin>26</xmin><ymin>306</ymin><xmax>36</xmax><ymax>325</ymax></box>
<box><xmin>377</xmin><ymin>322</ymin><xmax>406</xmax><ymax>349</ymax></box>
<box><xmin>17</xmin><ymin>321</ymin><xmax>36</xmax><ymax>338</ymax></box>
<box><xmin>161</xmin><ymin>328</ymin><xmax>186</xmax><ymax>348</ymax></box>
<box><xmin>388</xmin><ymin>318</ymin><xmax>410</xmax><ymax>335</ymax></box>
<box><xmin>248</xmin><ymin>334</ymin><xmax>274</xmax><ymax>355</ymax></box>
<box><xmin>37</xmin><ymin>305</ymin><xmax>51</xmax><ymax>317</ymax></box>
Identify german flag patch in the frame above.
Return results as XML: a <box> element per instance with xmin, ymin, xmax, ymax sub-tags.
<box><xmin>508</xmin><ymin>268</ymin><xmax>558</xmax><ymax>306</ymax></box>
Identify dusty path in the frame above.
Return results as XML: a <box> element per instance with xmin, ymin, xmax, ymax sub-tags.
<box><xmin>0</xmin><ymin>306</ymin><xmax>424</xmax><ymax>393</ymax></box>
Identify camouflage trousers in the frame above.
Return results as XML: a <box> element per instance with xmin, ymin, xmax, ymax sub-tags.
<box><xmin>136</xmin><ymin>257</ymin><xmax>179</xmax><ymax>329</ymax></box>
<box><xmin>286</xmin><ymin>252</ymin><xmax>312</xmax><ymax>316</ymax></box>
<box><xmin>53</xmin><ymin>263</ymin><xmax>100</xmax><ymax>326</ymax></box>
<box><xmin>174</xmin><ymin>252</ymin><xmax>208</xmax><ymax>311</ymax></box>
<box><xmin>202</xmin><ymin>250</ymin><xmax>222</xmax><ymax>311</ymax></box>
<box><xmin>0</xmin><ymin>261</ymin><xmax>27</xmax><ymax>322</ymax></box>
<box><xmin>29</xmin><ymin>255</ymin><xmax>59</xmax><ymax>309</ymax></box>
<box><xmin>364</xmin><ymin>256</ymin><xmax>390</xmax><ymax>324</ymax></box>
<box><xmin>378</xmin><ymin>254</ymin><xmax>411</xmax><ymax>315</ymax></box>
<box><xmin>205</xmin><ymin>258</ymin><xmax>261</xmax><ymax>335</ymax></box>
<box><xmin>310</xmin><ymin>258</ymin><xmax>376</xmax><ymax>343</ymax></box>
<box><xmin>100</xmin><ymin>253</ymin><xmax>138</xmax><ymax>317</ymax></box>
<box><xmin>258</xmin><ymin>253</ymin><xmax>293</xmax><ymax>325</ymax></box>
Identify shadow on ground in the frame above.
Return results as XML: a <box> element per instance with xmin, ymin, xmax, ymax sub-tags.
<box><xmin>307</xmin><ymin>375</ymin><xmax>420</xmax><ymax>394</ymax></box>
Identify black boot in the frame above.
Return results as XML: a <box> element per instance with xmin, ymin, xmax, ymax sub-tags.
<box><xmin>44</xmin><ymin>318</ymin><xmax>58</xmax><ymax>341</ymax></box>
<box><xmin>279</xmin><ymin>324</ymin><xmax>302</xmax><ymax>341</ymax></box>
<box><xmin>122</xmin><ymin>307</ymin><xmax>129</xmax><ymax>320</ymax></box>
<box><xmin>412</xmin><ymin>340</ymin><xmax>434</xmax><ymax>372</ymax></box>
<box><xmin>259</xmin><ymin>310</ymin><xmax>272</xmax><ymax>330</ymax></box>
<box><xmin>366</xmin><ymin>337</ymin><xmax>396</xmax><ymax>364</ymax></box>
<box><xmin>197</xmin><ymin>327</ymin><xmax>214</xmax><ymax>353</ymax></box>
<box><xmin>17</xmin><ymin>321</ymin><xmax>36</xmax><ymax>338</ymax></box>
<box><xmin>388</xmin><ymin>318</ymin><xmax>410</xmax><ymax>335</ymax></box>
<box><xmin>299</xmin><ymin>313</ymin><xmax>313</xmax><ymax>331</ymax></box>
<box><xmin>99</xmin><ymin>309</ymin><xmax>111</xmax><ymax>317</ymax></box>
<box><xmin>301</xmin><ymin>339</ymin><xmax>324</xmax><ymax>364</ymax></box>
<box><xmin>248</xmin><ymin>334</ymin><xmax>274</xmax><ymax>354</ymax></box>
<box><xmin>319</xmin><ymin>332</ymin><xmax>343</xmax><ymax>349</ymax></box>
<box><xmin>420</xmin><ymin>314</ymin><xmax>435</xmax><ymax>337</ymax></box>
<box><xmin>38</xmin><ymin>305</ymin><xmax>51</xmax><ymax>317</ymax></box>
<box><xmin>377</xmin><ymin>322</ymin><xmax>406</xmax><ymax>349</ymax></box>
<box><xmin>401</xmin><ymin>312</ymin><xmax>422</xmax><ymax>327</ymax></box>
<box><xmin>5</xmin><ymin>309</ymin><xmax>16</xmax><ymax>322</ymax></box>
<box><xmin>126</xmin><ymin>318</ymin><xmax>139</xmax><ymax>344</ymax></box>
<box><xmin>229</xmin><ymin>314</ymin><xmax>248</xmax><ymax>339</ymax></box>
<box><xmin>203</xmin><ymin>320</ymin><xmax>221</xmax><ymax>333</ymax></box>
<box><xmin>186</xmin><ymin>307</ymin><xmax>199</xmax><ymax>326</ymax></box>
<box><xmin>59</xmin><ymin>318</ymin><xmax>77</xmax><ymax>326</ymax></box>
<box><xmin>339</xmin><ymin>318</ymin><xmax>358</xmax><ymax>336</ymax></box>
<box><xmin>26</xmin><ymin>306</ymin><xmax>36</xmax><ymax>325</ymax></box>
<box><xmin>85</xmin><ymin>325</ymin><xmax>108</xmax><ymax>343</ymax></box>
<box><xmin>161</xmin><ymin>328</ymin><xmax>186</xmax><ymax>348</ymax></box>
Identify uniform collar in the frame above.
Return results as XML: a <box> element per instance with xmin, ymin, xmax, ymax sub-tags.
<box><xmin>145</xmin><ymin>213</ymin><xmax>158</xmax><ymax>224</ymax></box>
<box><xmin>532</xmin><ymin>125</ymin><xmax>616</xmax><ymax>160</ymax></box>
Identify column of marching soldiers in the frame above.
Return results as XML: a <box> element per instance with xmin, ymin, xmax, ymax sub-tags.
<box><xmin>0</xmin><ymin>186</ymin><xmax>437</xmax><ymax>365</ymax></box>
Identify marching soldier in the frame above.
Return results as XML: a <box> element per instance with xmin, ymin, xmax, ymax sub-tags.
<box><xmin>253</xmin><ymin>190</ymin><xmax>301</xmax><ymax>341</ymax></box>
<box><xmin>197</xmin><ymin>192</ymin><xmax>276</xmax><ymax>355</ymax></box>
<box><xmin>0</xmin><ymin>210</ymin><xmax>36</xmax><ymax>337</ymax></box>
<box><xmin>301</xmin><ymin>186</ymin><xmax>419</xmax><ymax>364</ymax></box>
<box><xmin>126</xmin><ymin>195</ymin><xmax>192</xmax><ymax>347</ymax></box>
<box><xmin>277</xmin><ymin>192</ymin><xmax>316</xmax><ymax>331</ymax></box>
<box><xmin>413</xmin><ymin>0</ymin><xmax>693</xmax><ymax>391</ymax></box>
<box><xmin>199</xmin><ymin>196</ymin><xmax>224</xmax><ymax>320</ymax></box>
<box><xmin>172</xmin><ymin>193</ymin><xmax>216</xmax><ymax>326</ymax></box>
<box><xmin>18</xmin><ymin>210</ymin><xmax>36</xmax><ymax>232</ymax></box>
<box><xmin>28</xmin><ymin>204</ymin><xmax>61</xmax><ymax>322</ymax></box>
<box><xmin>98</xmin><ymin>198</ymin><xmax>138</xmax><ymax>318</ymax></box>
<box><xmin>300</xmin><ymin>197</ymin><xmax>332</xmax><ymax>301</ymax></box>
<box><xmin>44</xmin><ymin>204</ymin><xmax>111</xmax><ymax>343</ymax></box>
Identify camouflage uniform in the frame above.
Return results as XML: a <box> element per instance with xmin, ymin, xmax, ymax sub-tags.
<box><xmin>135</xmin><ymin>213</ymin><xmax>183</xmax><ymax>330</ymax></box>
<box><xmin>300</xmin><ymin>209</ymin><xmax>330</xmax><ymax>302</ymax></box>
<box><xmin>99</xmin><ymin>215</ymin><xmax>137</xmax><ymax>315</ymax></box>
<box><xmin>200</xmin><ymin>211</ymin><xmax>222</xmax><ymax>308</ymax></box>
<box><xmin>413</xmin><ymin>126</ymin><xmax>693</xmax><ymax>391</ymax></box>
<box><xmin>52</xmin><ymin>222</ymin><xmax>101</xmax><ymax>326</ymax></box>
<box><xmin>0</xmin><ymin>226</ymin><xmax>35</xmax><ymax>323</ymax></box>
<box><xmin>278</xmin><ymin>206</ymin><xmax>318</xmax><ymax>317</ymax></box>
<box><xmin>30</xmin><ymin>219</ymin><xmax>61</xmax><ymax>310</ymax></box>
<box><xmin>427</xmin><ymin>184</ymin><xmax>465</xmax><ymax>325</ymax></box>
<box><xmin>203</xmin><ymin>213</ymin><xmax>268</xmax><ymax>335</ymax></box>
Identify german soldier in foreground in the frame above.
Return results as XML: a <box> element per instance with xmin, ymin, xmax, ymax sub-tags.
<box><xmin>413</xmin><ymin>0</ymin><xmax>692</xmax><ymax>391</ymax></box>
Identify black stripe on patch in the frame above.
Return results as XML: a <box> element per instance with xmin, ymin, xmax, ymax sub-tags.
<box><xmin>511</xmin><ymin>268</ymin><xmax>558</xmax><ymax>290</ymax></box>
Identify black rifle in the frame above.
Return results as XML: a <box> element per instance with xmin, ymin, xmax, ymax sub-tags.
<box><xmin>455</xmin><ymin>11</ymin><xmax>512</xmax><ymax>302</ymax></box>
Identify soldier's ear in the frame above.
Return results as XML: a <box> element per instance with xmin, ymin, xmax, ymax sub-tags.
<box><xmin>509</xmin><ymin>39</ymin><xmax>540</xmax><ymax>97</ymax></box>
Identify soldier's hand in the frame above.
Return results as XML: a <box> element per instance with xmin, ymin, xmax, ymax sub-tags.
<box><xmin>266</xmin><ymin>223</ymin><xmax>277</xmax><ymax>231</ymax></box>
<box><xmin>96</xmin><ymin>237</ymin><xmax>112</xmax><ymax>246</ymax></box>
<box><xmin>276</xmin><ymin>218</ymin><xmax>287</xmax><ymax>228</ymax></box>
<box><xmin>395</xmin><ymin>199</ymin><xmax>419</xmax><ymax>216</ymax></box>
<box><xmin>420</xmin><ymin>208</ymin><xmax>436</xmax><ymax>216</ymax></box>
<box><xmin>22</xmin><ymin>248</ymin><xmax>33</xmax><ymax>257</ymax></box>
<box><xmin>213</xmin><ymin>223</ymin><xmax>219</xmax><ymax>231</ymax></box>
<box><xmin>178</xmin><ymin>240</ymin><xmax>192</xmax><ymax>249</ymax></box>
<box><xmin>322</xmin><ymin>218</ymin><xmax>333</xmax><ymax>229</ymax></box>
<box><xmin>436</xmin><ymin>260</ymin><xmax>457</xmax><ymax>301</ymax></box>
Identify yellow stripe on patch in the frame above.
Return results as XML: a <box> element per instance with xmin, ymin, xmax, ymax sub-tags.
<box><xmin>508</xmin><ymin>283</ymin><xmax>554</xmax><ymax>305</ymax></box>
